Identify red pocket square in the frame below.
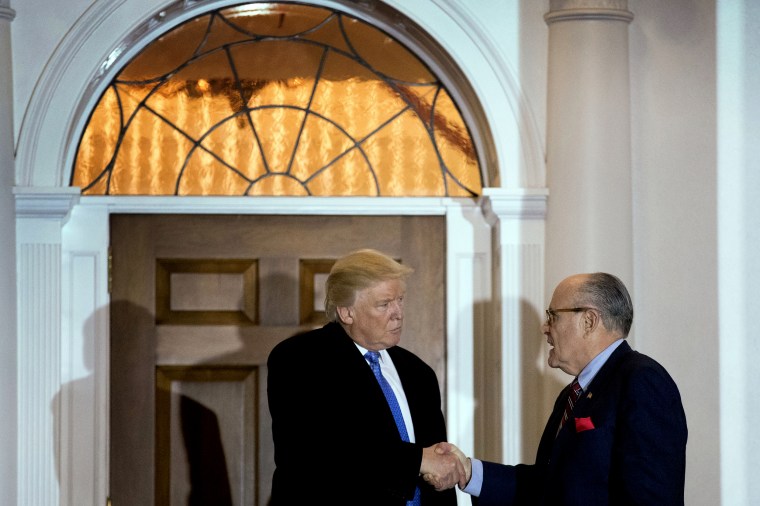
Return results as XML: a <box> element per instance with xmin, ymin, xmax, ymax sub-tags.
<box><xmin>575</xmin><ymin>416</ymin><xmax>595</xmax><ymax>432</ymax></box>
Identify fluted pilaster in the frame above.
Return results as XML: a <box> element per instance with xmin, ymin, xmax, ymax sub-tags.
<box><xmin>15</xmin><ymin>188</ymin><xmax>80</xmax><ymax>506</ymax></box>
<box><xmin>18</xmin><ymin>242</ymin><xmax>62</xmax><ymax>506</ymax></box>
<box><xmin>481</xmin><ymin>188</ymin><xmax>548</xmax><ymax>463</ymax></box>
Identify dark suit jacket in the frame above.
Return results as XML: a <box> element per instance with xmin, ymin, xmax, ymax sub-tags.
<box><xmin>477</xmin><ymin>341</ymin><xmax>688</xmax><ymax>506</ymax></box>
<box><xmin>267</xmin><ymin>322</ymin><xmax>456</xmax><ymax>505</ymax></box>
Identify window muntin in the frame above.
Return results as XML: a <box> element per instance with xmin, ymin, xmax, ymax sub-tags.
<box><xmin>72</xmin><ymin>3</ymin><xmax>482</xmax><ymax>197</ymax></box>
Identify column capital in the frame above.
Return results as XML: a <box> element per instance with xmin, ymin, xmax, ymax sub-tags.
<box><xmin>479</xmin><ymin>188</ymin><xmax>548</xmax><ymax>225</ymax></box>
<box><xmin>14</xmin><ymin>186</ymin><xmax>80</xmax><ymax>223</ymax></box>
<box><xmin>545</xmin><ymin>0</ymin><xmax>633</xmax><ymax>24</ymax></box>
<box><xmin>0</xmin><ymin>6</ymin><xmax>15</xmax><ymax>22</ymax></box>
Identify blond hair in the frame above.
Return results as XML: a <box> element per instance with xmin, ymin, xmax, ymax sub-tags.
<box><xmin>324</xmin><ymin>249</ymin><xmax>413</xmax><ymax>322</ymax></box>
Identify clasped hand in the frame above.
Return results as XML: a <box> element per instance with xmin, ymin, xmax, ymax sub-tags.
<box><xmin>420</xmin><ymin>442</ymin><xmax>471</xmax><ymax>491</ymax></box>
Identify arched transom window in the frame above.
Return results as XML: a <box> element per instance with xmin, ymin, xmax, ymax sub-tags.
<box><xmin>71</xmin><ymin>2</ymin><xmax>483</xmax><ymax>197</ymax></box>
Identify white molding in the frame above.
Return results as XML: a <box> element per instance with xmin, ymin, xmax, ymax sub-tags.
<box><xmin>443</xmin><ymin>201</ymin><xmax>490</xmax><ymax>505</ymax></box>
<box><xmin>77</xmin><ymin>195</ymin><xmax>460</xmax><ymax>215</ymax></box>
<box><xmin>430</xmin><ymin>0</ymin><xmax>546</xmax><ymax>187</ymax></box>
<box><xmin>544</xmin><ymin>8</ymin><xmax>634</xmax><ymax>24</ymax></box>
<box><xmin>481</xmin><ymin>188</ymin><xmax>549</xmax><ymax>223</ymax></box>
<box><xmin>0</xmin><ymin>6</ymin><xmax>15</xmax><ymax>21</ymax></box>
<box><xmin>545</xmin><ymin>1</ymin><xmax>633</xmax><ymax>25</ymax></box>
<box><xmin>14</xmin><ymin>187</ymin><xmax>80</xmax><ymax>222</ymax></box>
<box><xmin>444</xmin><ymin>201</ymin><xmax>489</xmax><ymax>444</ymax></box>
<box><xmin>60</xmin><ymin>205</ymin><xmax>110</xmax><ymax>506</ymax></box>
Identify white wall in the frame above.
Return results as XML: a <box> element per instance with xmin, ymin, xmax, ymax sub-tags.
<box><xmin>10</xmin><ymin>0</ymin><xmax>93</xmax><ymax>138</ymax></box>
<box><xmin>629</xmin><ymin>1</ymin><xmax>719</xmax><ymax>504</ymax></box>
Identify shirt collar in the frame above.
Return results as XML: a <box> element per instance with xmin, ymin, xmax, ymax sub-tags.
<box><xmin>355</xmin><ymin>342</ymin><xmax>389</xmax><ymax>362</ymax></box>
<box><xmin>577</xmin><ymin>339</ymin><xmax>624</xmax><ymax>390</ymax></box>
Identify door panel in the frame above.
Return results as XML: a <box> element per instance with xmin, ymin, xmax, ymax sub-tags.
<box><xmin>110</xmin><ymin>214</ymin><xmax>445</xmax><ymax>506</ymax></box>
<box><xmin>156</xmin><ymin>366</ymin><xmax>256</xmax><ymax>506</ymax></box>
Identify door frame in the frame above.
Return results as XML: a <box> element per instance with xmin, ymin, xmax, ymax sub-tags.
<box><xmin>14</xmin><ymin>189</ymin><xmax>547</xmax><ymax>506</ymax></box>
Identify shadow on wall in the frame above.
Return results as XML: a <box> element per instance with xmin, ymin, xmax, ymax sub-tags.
<box><xmin>471</xmin><ymin>297</ymin><xmax>565</xmax><ymax>464</ymax></box>
<box><xmin>522</xmin><ymin>298</ymin><xmax>565</xmax><ymax>460</ymax></box>
<box><xmin>52</xmin><ymin>305</ymin><xmax>100</xmax><ymax>499</ymax></box>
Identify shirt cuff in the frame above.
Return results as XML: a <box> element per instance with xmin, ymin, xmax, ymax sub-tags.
<box><xmin>462</xmin><ymin>458</ymin><xmax>483</xmax><ymax>497</ymax></box>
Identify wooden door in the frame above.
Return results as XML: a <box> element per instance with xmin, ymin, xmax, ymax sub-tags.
<box><xmin>109</xmin><ymin>214</ymin><xmax>445</xmax><ymax>506</ymax></box>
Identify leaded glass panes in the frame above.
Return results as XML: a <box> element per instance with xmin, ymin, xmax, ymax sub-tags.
<box><xmin>72</xmin><ymin>3</ymin><xmax>482</xmax><ymax>197</ymax></box>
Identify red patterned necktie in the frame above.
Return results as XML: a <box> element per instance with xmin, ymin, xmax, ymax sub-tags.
<box><xmin>559</xmin><ymin>378</ymin><xmax>583</xmax><ymax>431</ymax></box>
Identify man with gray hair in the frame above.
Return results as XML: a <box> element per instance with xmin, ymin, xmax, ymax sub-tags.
<box><xmin>430</xmin><ymin>272</ymin><xmax>688</xmax><ymax>505</ymax></box>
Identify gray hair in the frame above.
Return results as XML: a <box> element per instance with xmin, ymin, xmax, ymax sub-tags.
<box><xmin>576</xmin><ymin>272</ymin><xmax>633</xmax><ymax>337</ymax></box>
<box><xmin>324</xmin><ymin>249</ymin><xmax>413</xmax><ymax>322</ymax></box>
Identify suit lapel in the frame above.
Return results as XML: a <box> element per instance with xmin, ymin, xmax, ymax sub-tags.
<box><xmin>338</xmin><ymin>335</ymin><xmax>411</xmax><ymax>440</ymax></box>
<box><xmin>535</xmin><ymin>383</ymin><xmax>572</xmax><ymax>465</ymax></box>
<box><xmin>326</xmin><ymin>323</ymin><xmax>397</xmax><ymax>420</ymax></box>
<box><xmin>574</xmin><ymin>340</ymin><xmax>632</xmax><ymax>414</ymax></box>
<box><xmin>538</xmin><ymin>341</ymin><xmax>634</xmax><ymax>466</ymax></box>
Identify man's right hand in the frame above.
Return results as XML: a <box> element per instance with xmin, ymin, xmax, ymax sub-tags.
<box><xmin>420</xmin><ymin>442</ymin><xmax>471</xmax><ymax>491</ymax></box>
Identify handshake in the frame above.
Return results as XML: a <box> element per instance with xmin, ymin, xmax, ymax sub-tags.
<box><xmin>420</xmin><ymin>442</ymin><xmax>472</xmax><ymax>491</ymax></box>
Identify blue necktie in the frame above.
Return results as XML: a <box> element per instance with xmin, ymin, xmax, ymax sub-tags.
<box><xmin>365</xmin><ymin>351</ymin><xmax>422</xmax><ymax>506</ymax></box>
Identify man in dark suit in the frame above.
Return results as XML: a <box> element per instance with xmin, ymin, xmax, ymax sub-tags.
<box><xmin>267</xmin><ymin>249</ymin><xmax>462</xmax><ymax>505</ymax></box>
<box><xmin>429</xmin><ymin>272</ymin><xmax>688</xmax><ymax>505</ymax></box>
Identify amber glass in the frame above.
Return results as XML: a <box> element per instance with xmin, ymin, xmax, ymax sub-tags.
<box><xmin>72</xmin><ymin>3</ymin><xmax>482</xmax><ymax>196</ymax></box>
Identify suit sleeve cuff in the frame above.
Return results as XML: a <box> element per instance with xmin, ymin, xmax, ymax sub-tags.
<box><xmin>462</xmin><ymin>458</ymin><xmax>483</xmax><ymax>497</ymax></box>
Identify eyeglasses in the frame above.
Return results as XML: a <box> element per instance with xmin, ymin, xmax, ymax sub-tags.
<box><xmin>544</xmin><ymin>307</ymin><xmax>595</xmax><ymax>326</ymax></box>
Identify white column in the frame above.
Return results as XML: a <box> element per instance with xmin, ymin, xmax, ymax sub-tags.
<box><xmin>15</xmin><ymin>187</ymin><xmax>80</xmax><ymax>506</ymax></box>
<box><xmin>544</xmin><ymin>0</ymin><xmax>634</xmax><ymax>291</ymax></box>
<box><xmin>481</xmin><ymin>188</ymin><xmax>547</xmax><ymax>464</ymax></box>
<box><xmin>0</xmin><ymin>3</ymin><xmax>17</xmax><ymax>504</ymax></box>
<box><xmin>718</xmin><ymin>2</ymin><xmax>760</xmax><ymax>505</ymax></box>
